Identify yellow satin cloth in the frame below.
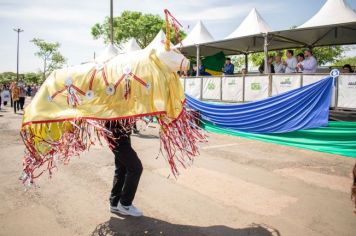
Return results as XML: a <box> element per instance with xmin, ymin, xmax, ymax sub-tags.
<box><xmin>23</xmin><ymin>50</ymin><xmax>184</xmax><ymax>127</ymax></box>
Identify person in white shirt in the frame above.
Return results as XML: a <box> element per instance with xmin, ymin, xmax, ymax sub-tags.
<box><xmin>296</xmin><ymin>53</ymin><xmax>305</xmax><ymax>73</ymax></box>
<box><xmin>274</xmin><ymin>55</ymin><xmax>285</xmax><ymax>73</ymax></box>
<box><xmin>283</xmin><ymin>50</ymin><xmax>297</xmax><ymax>73</ymax></box>
<box><xmin>297</xmin><ymin>49</ymin><xmax>317</xmax><ymax>73</ymax></box>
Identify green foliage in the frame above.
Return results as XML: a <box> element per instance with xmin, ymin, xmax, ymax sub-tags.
<box><xmin>333</xmin><ymin>56</ymin><xmax>356</xmax><ymax>66</ymax></box>
<box><xmin>0</xmin><ymin>72</ymin><xmax>17</xmax><ymax>84</ymax></box>
<box><xmin>31</xmin><ymin>38</ymin><xmax>66</xmax><ymax>79</ymax></box>
<box><xmin>249</xmin><ymin>46</ymin><xmax>345</xmax><ymax>67</ymax></box>
<box><xmin>0</xmin><ymin>72</ymin><xmax>43</xmax><ymax>85</ymax></box>
<box><xmin>24</xmin><ymin>72</ymin><xmax>42</xmax><ymax>85</ymax></box>
<box><xmin>91</xmin><ymin>11</ymin><xmax>186</xmax><ymax>48</ymax></box>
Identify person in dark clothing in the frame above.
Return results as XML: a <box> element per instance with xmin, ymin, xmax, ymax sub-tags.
<box><xmin>106</xmin><ymin>121</ymin><xmax>143</xmax><ymax>217</ymax></box>
<box><xmin>259</xmin><ymin>56</ymin><xmax>275</xmax><ymax>74</ymax></box>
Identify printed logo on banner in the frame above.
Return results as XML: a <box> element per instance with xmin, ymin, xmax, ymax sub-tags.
<box><xmin>228</xmin><ymin>79</ymin><xmax>236</xmax><ymax>86</ymax></box>
<box><xmin>251</xmin><ymin>83</ymin><xmax>261</xmax><ymax>91</ymax></box>
<box><xmin>347</xmin><ymin>81</ymin><xmax>356</xmax><ymax>88</ymax></box>
<box><xmin>188</xmin><ymin>81</ymin><xmax>195</xmax><ymax>87</ymax></box>
<box><xmin>280</xmin><ymin>78</ymin><xmax>292</xmax><ymax>87</ymax></box>
<box><xmin>207</xmin><ymin>83</ymin><xmax>215</xmax><ymax>90</ymax></box>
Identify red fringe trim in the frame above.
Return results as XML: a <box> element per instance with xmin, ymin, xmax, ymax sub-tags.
<box><xmin>20</xmin><ymin>108</ymin><xmax>207</xmax><ymax>185</ymax></box>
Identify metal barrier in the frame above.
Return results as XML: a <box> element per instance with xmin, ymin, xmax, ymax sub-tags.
<box><xmin>180</xmin><ymin>74</ymin><xmax>356</xmax><ymax>110</ymax></box>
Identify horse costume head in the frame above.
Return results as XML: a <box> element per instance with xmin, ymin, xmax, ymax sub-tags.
<box><xmin>21</xmin><ymin>32</ymin><xmax>204</xmax><ymax>185</ymax></box>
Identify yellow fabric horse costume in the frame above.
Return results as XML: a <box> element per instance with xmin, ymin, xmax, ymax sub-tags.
<box><xmin>21</xmin><ymin>35</ymin><xmax>205</xmax><ymax>184</ymax></box>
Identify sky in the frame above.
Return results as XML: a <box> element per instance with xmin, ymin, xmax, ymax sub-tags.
<box><xmin>0</xmin><ymin>0</ymin><xmax>356</xmax><ymax>73</ymax></box>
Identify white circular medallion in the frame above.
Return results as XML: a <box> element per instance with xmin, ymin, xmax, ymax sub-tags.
<box><xmin>85</xmin><ymin>90</ymin><xmax>94</xmax><ymax>99</ymax></box>
<box><xmin>106</xmin><ymin>84</ymin><xmax>115</xmax><ymax>96</ymax></box>
<box><xmin>65</xmin><ymin>77</ymin><xmax>73</xmax><ymax>87</ymax></box>
<box><xmin>123</xmin><ymin>65</ymin><xmax>132</xmax><ymax>75</ymax></box>
<box><xmin>330</xmin><ymin>69</ymin><xmax>340</xmax><ymax>78</ymax></box>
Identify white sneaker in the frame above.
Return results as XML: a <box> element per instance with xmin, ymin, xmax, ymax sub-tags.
<box><xmin>112</xmin><ymin>202</ymin><xmax>143</xmax><ymax>217</ymax></box>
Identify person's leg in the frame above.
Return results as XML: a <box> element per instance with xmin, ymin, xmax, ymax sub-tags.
<box><xmin>20</xmin><ymin>97</ymin><xmax>25</xmax><ymax>110</ymax></box>
<box><xmin>13</xmin><ymin>101</ymin><xmax>17</xmax><ymax>113</ymax></box>
<box><xmin>10</xmin><ymin>95</ymin><xmax>13</xmax><ymax>107</ymax></box>
<box><xmin>110</xmin><ymin>150</ymin><xmax>127</xmax><ymax>207</ymax></box>
<box><xmin>17</xmin><ymin>99</ymin><xmax>20</xmax><ymax>111</ymax></box>
<box><xmin>118</xmin><ymin>144</ymin><xmax>143</xmax><ymax>206</ymax></box>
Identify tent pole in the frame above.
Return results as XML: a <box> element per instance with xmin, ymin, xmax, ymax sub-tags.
<box><xmin>110</xmin><ymin>0</ymin><xmax>114</xmax><ymax>45</ymax></box>
<box><xmin>263</xmin><ymin>33</ymin><xmax>269</xmax><ymax>74</ymax></box>
<box><xmin>196</xmin><ymin>44</ymin><xmax>200</xmax><ymax>77</ymax></box>
<box><xmin>244</xmin><ymin>53</ymin><xmax>248</xmax><ymax>72</ymax></box>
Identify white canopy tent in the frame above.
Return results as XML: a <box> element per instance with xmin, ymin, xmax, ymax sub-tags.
<box><xmin>179</xmin><ymin>20</ymin><xmax>214</xmax><ymax>75</ymax></box>
<box><xmin>95</xmin><ymin>44</ymin><xmax>119</xmax><ymax>63</ymax></box>
<box><xmin>180</xmin><ymin>0</ymin><xmax>356</xmax><ymax>73</ymax></box>
<box><xmin>145</xmin><ymin>29</ymin><xmax>174</xmax><ymax>51</ymax></box>
<box><xmin>226</xmin><ymin>8</ymin><xmax>272</xmax><ymax>39</ymax></box>
<box><xmin>299</xmin><ymin>0</ymin><xmax>356</xmax><ymax>28</ymax></box>
<box><xmin>118</xmin><ymin>38</ymin><xmax>141</xmax><ymax>53</ymax></box>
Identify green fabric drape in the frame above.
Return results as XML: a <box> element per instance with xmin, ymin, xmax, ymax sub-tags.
<box><xmin>202</xmin><ymin>121</ymin><xmax>356</xmax><ymax>158</ymax></box>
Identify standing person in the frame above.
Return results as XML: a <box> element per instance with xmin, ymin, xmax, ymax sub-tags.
<box><xmin>259</xmin><ymin>56</ymin><xmax>275</xmax><ymax>74</ymax></box>
<box><xmin>31</xmin><ymin>85</ymin><xmax>38</xmax><ymax>98</ymax></box>
<box><xmin>1</xmin><ymin>85</ymin><xmax>11</xmax><ymax>106</ymax></box>
<box><xmin>342</xmin><ymin>64</ymin><xmax>354</xmax><ymax>73</ymax></box>
<box><xmin>222</xmin><ymin>58</ymin><xmax>234</xmax><ymax>75</ymax></box>
<box><xmin>296</xmin><ymin>53</ymin><xmax>305</xmax><ymax>73</ymax></box>
<box><xmin>106</xmin><ymin>121</ymin><xmax>143</xmax><ymax>217</ymax></box>
<box><xmin>19</xmin><ymin>85</ymin><xmax>26</xmax><ymax>110</ymax></box>
<box><xmin>9</xmin><ymin>81</ymin><xmax>16</xmax><ymax>107</ymax></box>
<box><xmin>274</xmin><ymin>55</ymin><xmax>285</xmax><ymax>73</ymax></box>
<box><xmin>11</xmin><ymin>83</ymin><xmax>20</xmax><ymax>113</ymax></box>
<box><xmin>283</xmin><ymin>50</ymin><xmax>297</xmax><ymax>73</ymax></box>
<box><xmin>297</xmin><ymin>49</ymin><xmax>317</xmax><ymax>73</ymax></box>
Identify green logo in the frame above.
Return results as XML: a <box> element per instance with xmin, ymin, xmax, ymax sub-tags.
<box><xmin>281</xmin><ymin>78</ymin><xmax>291</xmax><ymax>85</ymax></box>
<box><xmin>228</xmin><ymin>80</ymin><xmax>236</xmax><ymax>86</ymax></box>
<box><xmin>251</xmin><ymin>83</ymin><xmax>261</xmax><ymax>90</ymax></box>
<box><xmin>207</xmin><ymin>83</ymin><xmax>215</xmax><ymax>90</ymax></box>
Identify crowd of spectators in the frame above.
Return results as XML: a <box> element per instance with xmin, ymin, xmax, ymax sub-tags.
<box><xmin>0</xmin><ymin>81</ymin><xmax>38</xmax><ymax>113</ymax></box>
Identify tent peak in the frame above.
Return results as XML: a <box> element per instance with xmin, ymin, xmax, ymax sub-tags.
<box><xmin>225</xmin><ymin>7</ymin><xmax>272</xmax><ymax>39</ymax></box>
<box><xmin>299</xmin><ymin>0</ymin><xmax>356</xmax><ymax>28</ymax></box>
<box><xmin>180</xmin><ymin>20</ymin><xmax>214</xmax><ymax>46</ymax></box>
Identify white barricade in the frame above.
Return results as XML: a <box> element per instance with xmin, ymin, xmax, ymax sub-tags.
<box><xmin>179</xmin><ymin>78</ymin><xmax>185</xmax><ymax>90</ymax></box>
<box><xmin>222</xmin><ymin>77</ymin><xmax>243</xmax><ymax>102</ymax></box>
<box><xmin>338</xmin><ymin>75</ymin><xmax>356</xmax><ymax>108</ymax></box>
<box><xmin>272</xmin><ymin>74</ymin><xmax>300</xmax><ymax>96</ymax></box>
<box><xmin>302</xmin><ymin>75</ymin><xmax>325</xmax><ymax>86</ymax></box>
<box><xmin>202</xmin><ymin>77</ymin><xmax>221</xmax><ymax>100</ymax></box>
<box><xmin>185</xmin><ymin>78</ymin><xmax>201</xmax><ymax>99</ymax></box>
<box><xmin>244</xmin><ymin>76</ymin><xmax>269</xmax><ymax>101</ymax></box>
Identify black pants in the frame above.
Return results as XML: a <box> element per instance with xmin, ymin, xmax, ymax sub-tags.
<box><xmin>19</xmin><ymin>97</ymin><xmax>25</xmax><ymax>110</ymax></box>
<box><xmin>13</xmin><ymin>100</ymin><xmax>19</xmax><ymax>113</ymax></box>
<box><xmin>110</xmin><ymin>143</ymin><xmax>143</xmax><ymax>207</ymax></box>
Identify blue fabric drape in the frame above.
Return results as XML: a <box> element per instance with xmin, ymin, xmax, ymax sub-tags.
<box><xmin>186</xmin><ymin>76</ymin><xmax>334</xmax><ymax>134</ymax></box>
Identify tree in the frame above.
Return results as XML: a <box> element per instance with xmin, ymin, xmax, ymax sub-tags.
<box><xmin>31</xmin><ymin>38</ymin><xmax>66</xmax><ymax>81</ymax></box>
<box><xmin>91</xmin><ymin>11</ymin><xmax>186</xmax><ymax>48</ymax></box>
<box><xmin>249</xmin><ymin>46</ymin><xmax>345</xmax><ymax>67</ymax></box>
<box><xmin>0</xmin><ymin>72</ymin><xmax>17</xmax><ymax>84</ymax></box>
<box><xmin>24</xmin><ymin>72</ymin><xmax>42</xmax><ymax>85</ymax></box>
<box><xmin>334</xmin><ymin>56</ymin><xmax>356</xmax><ymax>66</ymax></box>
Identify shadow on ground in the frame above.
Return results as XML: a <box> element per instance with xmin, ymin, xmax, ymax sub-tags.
<box><xmin>91</xmin><ymin>215</ymin><xmax>280</xmax><ymax>236</ymax></box>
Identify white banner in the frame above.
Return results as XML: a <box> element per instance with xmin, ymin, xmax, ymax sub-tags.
<box><xmin>222</xmin><ymin>77</ymin><xmax>243</xmax><ymax>101</ymax></box>
<box><xmin>185</xmin><ymin>78</ymin><xmax>201</xmax><ymax>99</ymax></box>
<box><xmin>272</xmin><ymin>75</ymin><xmax>300</xmax><ymax>96</ymax></box>
<box><xmin>179</xmin><ymin>78</ymin><xmax>185</xmax><ymax>91</ymax></box>
<box><xmin>302</xmin><ymin>75</ymin><xmax>325</xmax><ymax>86</ymax></box>
<box><xmin>202</xmin><ymin>77</ymin><xmax>221</xmax><ymax>100</ymax></box>
<box><xmin>244</xmin><ymin>76</ymin><xmax>269</xmax><ymax>101</ymax></box>
<box><xmin>338</xmin><ymin>75</ymin><xmax>356</xmax><ymax>108</ymax></box>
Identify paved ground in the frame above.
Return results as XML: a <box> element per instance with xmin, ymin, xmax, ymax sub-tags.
<box><xmin>0</xmin><ymin>98</ymin><xmax>355</xmax><ymax>236</ymax></box>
